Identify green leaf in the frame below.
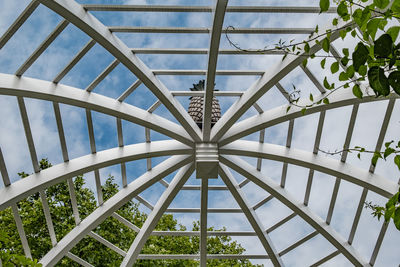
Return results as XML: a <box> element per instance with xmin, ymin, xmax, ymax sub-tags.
<box><xmin>330</xmin><ymin>62</ymin><xmax>339</xmax><ymax>73</ymax></box>
<box><xmin>342</xmin><ymin>48</ymin><xmax>349</xmax><ymax>57</ymax></box>
<box><xmin>384</xmin><ymin>147</ymin><xmax>395</xmax><ymax>159</ymax></box>
<box><xmin>367</xmin><ymin>18</ymin><xmax>384</xmax><ymax>40</ymax></box>
<box><xmin>387</xmin><ymin>26</ymin><xmax>400</xmax><ymax>43</ymax></box>
<box><xmin>352</xmin><ymin>42</ymin><xmax>369</xmax><ymax>71</ymax></box>
<box><xmin>286</xmin><ymin>106</ymin><xmax>291</xmax><ymax>113</ymax></box>
<box><xmin>388</xmin><ymin>71</ymin><xmax>400</xmax><ymax>95</ymax></box>
<box><xmin>384</xmin><ymin>140</ymin><xmax>393</xmax><ymax>148</ymax></box>
<box><xmin>320</xmin><ymin>58</ymin><xmax>326</xmax><ymax>68</ymax></box>
<box><xmin>394</xmin><ymin>155</ymin><xmax>400</xmax><ymax>170</ymax></box>
<box><xmin>321</xmin><ymin>37</ymin><xmax>330</xmax><ymax>53</ymax></box>
<box><xmin>384</xmin><ymin>205</ymin><xmax>395</xmax><ymax>221</ymax></box>
<box><xmin>339</xmin><ymin>71</ymin><xmax>348</xmax><ymax>81</ymax></box>
<box><xmin>358</xmin><ymin>65</ymin><xmax>368</xmax><ymax>76</ymax></box>
<box><xmin>302</xmin><ymin>58</ymin><xmax>308</xmax><ymax>68</ymax></box>
<box><xmin>340</xmin><ymin>29</ymin><xmax>347</xmax><ymax>39</ymax></box>
<box><xmin>352</xmin><ymin>84</ymin><xmax>363</xmax><ymax>99</ymax></box>
<box><xmin>374</xmin><ymin>34</ymin><xmax>393</xmax><ymax>58</ymax></box>
<box><xmin>323</xmin><ymin>98</ymin><xmax>330</xmax><ymax>104</ymax></box>
<box><xmin>304</xmin><ymin>43</ymin><xmax>310</xmax><ymax>53</ymax></box>
<box><xmin>332</xmin><ymin>18</ymin><xmax>338</xmax><ymax>26</ymax></box>
<box><xmin>368</xmin><ymin>66</ymin><xmax>390</xmax><ymax>96</ymax></box>
<box><xmin>352</xmin><ymin>8</ymin><xmax>362</xmax><ymax>25</ymax></box>
<box><xmin>323</xmin><ymin>76</ymin><xmax>330</xmax><ymax>89</ymax></box>
<box><xmin>392</xmin><ymin>0</ymin><xmax>400</xmax><ymax>13</ymax></box>
<box><xmin>394</xmin><ymin>207</ymin><xmax>400</xmax><ymax>230</ymax></box>
<box><xmin>346</xmin><ymin>65</ymin><xmax>355</xmax><ymax>78</ymax></box>
<box><xmin>341</xmin><ymin>56</ymin><xmax>349</xmax><ymax>66</ymax></box>
<box><xmin>309</xmin><ymin>93</ymin><xmax>314</xmax><ymax>102</ymax></box>
<box><xmin>319</xmin><ymin>0</ymin><xmax>330</xmax><ymax>12</ymax></box>
<box><xmin>337</xmin><ymin>2</ymin><xmax>348</xmax><ymax>17</ymax></box>
<box><xmin>301</xmin><ymin>108</ymin><xmax>307</xmax><ymax>115</ymax></box>
<box><xmin>371</xmin><ymin>152</ymin><xmax>380</xmax><ymax>166</ymax></box>
<box><xmin>374</xmin><ymin>0</ymin><xmax>389</xmax><ymax>9</ymax></box>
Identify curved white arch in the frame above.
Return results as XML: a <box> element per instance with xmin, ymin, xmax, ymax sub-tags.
<box><xmin>36</xmin><ymin>0</ymin><xmax>202</xmax><ymax>142</ymax></box>
<box><xmin>38</xmin><ymin>155</ymin><xmax>193</xmax><ymax>267</ymax></box>
<box><xmin>219</xmin><ymin>156</ymin><xmax>369</xmax><ymax>267</ymax></box>
<box><xmin>220</xmin><ymin>140</ymin><xmax>398</xmax><ymax>198</ymax></box>
<box><xmin>219</xmin><ymin>90</ymin><xmax>398</xmax><ymax>145</ymax></box>
<box><xmin>0</xmin><ymin>140</ymin><xmax>192</xmax><ymax>210</ymax></box>
<box><xmin>0</xmin><ymin>73</ymin><xmax>193</xmax><ymax>146</ymax></box>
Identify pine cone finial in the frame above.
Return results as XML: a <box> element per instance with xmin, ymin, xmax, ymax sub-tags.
<box><xmin>190</xmin><ymin>80</ymin><xmax>205</xmax><ymax>91</ymax></box>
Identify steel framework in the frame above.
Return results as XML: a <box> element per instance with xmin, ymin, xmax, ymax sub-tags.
<box><xmin>0</xmin><ymin>0</ymin><xmax>399</xmax><ymax>266</ymax></box>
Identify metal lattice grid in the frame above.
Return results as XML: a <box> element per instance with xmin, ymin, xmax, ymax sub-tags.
<box><xmin>0</xmin><ymin>0</ymin><xmax>399</xmax><ymax>266</ymax></box>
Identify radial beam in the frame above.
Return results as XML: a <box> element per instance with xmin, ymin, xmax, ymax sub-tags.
<box><xmin>0</xmin><ymin>140</ymin><xmax>191</xmax><ymax>210</ymax></box>
<box><xmin>210</xmin><ymin>18</ymin><xmax>354</xmax><ymax>142</ymax></box>
<box><xmin>219</xmin><ymin>165</ymin><xmax>284</xmax><ymax>266</ymax></box>
<box><xmin>220</xmin><ymin>141</ymin><xmax>398</xmax><ymax>198</ymax></box>
<box><xmin>38</xmin><ymin>155</ymin><xmax>192</xmax><ymax>266</ymax></box>
<box><xmin>0</xmin><ymin>74</ymin><xmax>193</xmax><ymax>146</ymax></box>
<box><xmin>203</xmin><ymin>0</ymin><xmax>228</xmax><ymax>141</ymax></box>
<box><xmin>38</xmin><ymin>0</ymin><xmax>202</xmax><ymax>142</ymax></box>
<box><xmin>219</xmin><ymin>87</ymin><xmax>398</xmax><ymax>145</ymax></box>
<box><xmin>220</xmin><ymin>155</ymin><xmax>369</xmax><ymax>267</ymax></box>
<box><xmin>121</xmin><ymin>164</ymin><xmax>194</xmax><ymax>266</ymax></box>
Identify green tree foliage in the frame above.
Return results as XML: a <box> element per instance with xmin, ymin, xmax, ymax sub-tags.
<box><xmin>0</xmin><ymin>159</ymin><xmax>260</xmax><ymax>266</ymax></box>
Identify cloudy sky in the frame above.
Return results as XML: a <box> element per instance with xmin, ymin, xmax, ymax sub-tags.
<box><xmin>0</xmin><ymin>0</ymin><xmax>399</xmax><ymax>266</ymax></box>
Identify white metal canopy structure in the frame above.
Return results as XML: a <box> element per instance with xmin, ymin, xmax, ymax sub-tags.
<box><xmin>0</xmin><ymin>0</ymin><xmax>399</xmax><ymax>266</ymax></box>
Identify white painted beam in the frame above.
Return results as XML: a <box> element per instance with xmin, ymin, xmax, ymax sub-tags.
<box><xmin>83</xmin><ymin>5</ymin><xmax>337</xmax><ymax>13</ymax></box>
<box><xmin>152</xmin><ymin>70</ymin><xmax>264</xmax><ymax>76</ymax></box>
<box><xmin>131</xmin><ymin>48</ymin><xmax>287</xmax><ymax>55</ymax></box>
<box><xmin>203</xmin><ymin>0</ymin><xmax>228</xmax><ymax>141</ymax></box>
<box><xmin>109</xmin><ymin>26</ymin><xmax>314</xmax><ymax>34</ymax></box>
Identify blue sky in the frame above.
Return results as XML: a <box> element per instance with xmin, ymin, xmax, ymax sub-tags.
<box><xmin>0</xmin><ymin>0</ymin><xmax>400</xmax><ymax>266</ymax></box>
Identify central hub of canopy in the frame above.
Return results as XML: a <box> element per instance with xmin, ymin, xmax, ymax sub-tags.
<box><xmin>195</xmin><ymin>143</ymin><xmax>219</xmax><ymax>179</ymax></box>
